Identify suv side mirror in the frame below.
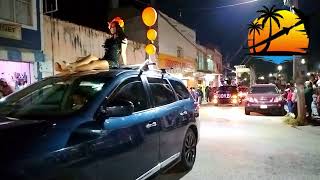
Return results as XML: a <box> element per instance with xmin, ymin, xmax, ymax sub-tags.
<box><xmin>101</xmin><ymin>100</ymin><xmax>134</xmax><ymax>117</ymax></box>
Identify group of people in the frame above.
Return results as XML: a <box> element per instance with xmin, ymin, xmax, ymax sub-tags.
<box><xmin>189</xmin><ymin>86</ymin><xmax>216</xmax><ymax>104</ymax></box>
<box><xmin>189</xmin><ymin>87</ymin><xmax>203</xmax><ymax>104</ymax></box>
<box><xmin>283</xmin><ymin>74</ymin><xmax>320</xmax><ymax>120</ymax></box>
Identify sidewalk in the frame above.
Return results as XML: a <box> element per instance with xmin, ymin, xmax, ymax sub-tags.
<box><xmin>296</xmin><ymin>119</ymin><xmax>320</xmax><ymax>136</ymax></box>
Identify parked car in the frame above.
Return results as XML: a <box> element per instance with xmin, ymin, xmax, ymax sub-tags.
<box><xmin>212</xmin><ymin>86</ymin><xmax>239</xmax><ymax>106</ymax></box>
<box><xmin>0</xmin><ymin>67</ymin><xmax>199</xmax><ymax>180</ymax></box>
<box><xmin>245</xmin><ymin>84</ymin><xmax>286</xmax><ymax>115</ymax></box>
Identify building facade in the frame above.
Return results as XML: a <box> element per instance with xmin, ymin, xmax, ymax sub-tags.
<box><xmin>196</xmin><ymin>45</ymin><xmax>223</xmax><ymax>87</ymax></box>
<box><xmin>0</xmin><ymin>0</ymin><xmax>45</xmax><ymax>91</ymax></box>
<box><xmin>157</xmin><ymin>12</ymin><xmax>198</xmax><ymax>87</ymax></box>
<box><xmin>124</xmin><ymin>11</ymin><xmax>198</xmax><ymax>87</ymax></box>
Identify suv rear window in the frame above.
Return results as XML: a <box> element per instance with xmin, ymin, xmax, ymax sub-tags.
<box><xmin>147</xmin><ymin>78</ymin><xmax>177</xmax><ymax>107</ymax></box>
<box><xmin>169</xmin><ymin>80</ymin><xmax>190</xmax><ymax>100</ymax></box>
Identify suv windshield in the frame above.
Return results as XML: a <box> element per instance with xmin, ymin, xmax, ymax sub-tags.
<box><xmin>0</xmin><ymin>76</ymin><xmax>110</xmax><ymax>119</ymax></box>
<box><xmin>218</xmin><ymin>86</ymin><xmax>237</xmax><ymax>93</ymax></box>
<box><xmin>250</xmin><ymin>86</ymin><xmax>278</xmax><ymax>94</ymax></box>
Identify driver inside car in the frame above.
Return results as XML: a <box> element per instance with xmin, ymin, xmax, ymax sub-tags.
<box><xmin>72</xmin><ymin>92</ymin><xmax>88</xmax><ymax>110</ymax></box>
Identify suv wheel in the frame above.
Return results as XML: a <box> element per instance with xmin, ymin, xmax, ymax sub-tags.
<box><xmin>245</xmin><ymin>108</ymin><xmax>250</xmax><ymax>115</ymax></box>
<box><xmin>177</xmin><ymin>128</ymin><xmax>197</xmax><ymax>171</ymax></box>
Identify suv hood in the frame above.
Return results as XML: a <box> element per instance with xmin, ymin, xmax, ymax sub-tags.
<box><xmin>0</xmin><ymin>116</ymin><xmax>51</xmax><ymax>162</ymax></box>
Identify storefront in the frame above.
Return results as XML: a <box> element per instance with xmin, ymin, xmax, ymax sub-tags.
<box><xmin>0</xmin><ymin>0</ymin><xmax>45</xmax><ymax>93</ymax></box>
<box><xmin>0</xmin><ymin>60</ymin><xmax>34</xmax><ymax>91</ymax></box>
<box><xmin>193</xmin><ymin>72</ymin><xmax>222</xmax><ymax>88</ymax></box>
<box><xmin>158</xmin><ymin>53</ymin><xmax>196</xmax><ymax>88</ymax></box>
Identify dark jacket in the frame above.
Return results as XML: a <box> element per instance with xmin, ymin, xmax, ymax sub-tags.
<box><xmin>304</xmin><ymin>87</ymin><xmax>314</xmax><ymax>107</ymax></box>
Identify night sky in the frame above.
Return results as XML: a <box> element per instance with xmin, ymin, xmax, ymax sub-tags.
<box><xmin>52</xmin><ymin>0</ymin><xmax>319</xmax><ymax>69</ymax></box>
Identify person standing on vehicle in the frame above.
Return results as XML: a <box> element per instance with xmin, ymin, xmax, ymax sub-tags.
<box><xmin>55</xmin><ymin>17</ymin><xmax>127</xmax><ymax>72</ymax></box>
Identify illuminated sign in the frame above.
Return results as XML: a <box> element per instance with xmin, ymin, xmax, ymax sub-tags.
<box><xmin>248</xmin><ymin>6</ymin><xmax>309</xmax><ymax>56</ymax></box>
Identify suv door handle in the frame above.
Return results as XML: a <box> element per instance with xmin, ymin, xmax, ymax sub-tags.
<box><xmin>146</xmin><ymin>122</ymin><xmax>157</xmax><ymax>129</ymax></box>
<box><xmin>180</xmin><ymin>111</ymin><xmax>188</xmax><ymax>116</ymax></box>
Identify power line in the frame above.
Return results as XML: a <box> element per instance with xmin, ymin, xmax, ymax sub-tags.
<box><xmin>216</xmin><ymin>0</ymin><xmax>260</xmax><ymax>9</ymax></box>
<box><xmin>158</xmin><ymin>12</ymin><xmax>214</xmax><ymax>55</ymax></box>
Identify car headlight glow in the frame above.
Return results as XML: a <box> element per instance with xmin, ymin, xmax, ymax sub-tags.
<box><xmin>273</xmin><ymin>96</ymin><xmax>283</xmax><ymax>103</ymax></box>
<box><xmin>232</xmin><ymin>95</ymin><xmax>238</xmax><ymax>99</ymax></box>
<box><xmin>247</xmin><ymin>97</ymin><xmax>258</xmax><ymax>103</ymax></box>
<box><xmin>232</xmin><ymin>99</ymin><xmax>238</xmax><ymax>104</ymax></box>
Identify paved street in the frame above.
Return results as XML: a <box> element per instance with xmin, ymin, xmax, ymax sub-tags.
<box><xmin>157</xmin><ymin>105</ymin><xmax>320</xmax><ymax>180</ymax></box>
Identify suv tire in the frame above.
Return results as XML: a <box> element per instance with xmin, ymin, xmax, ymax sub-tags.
<box><xmin>245</xmin><ymin>108</ymin><xmax>250</xmax><ymax>115</ymax></box>
<box><xmin>177</xmin><ymin>128</ymin><xmax>197</xmax><ymax>171</ymax></box>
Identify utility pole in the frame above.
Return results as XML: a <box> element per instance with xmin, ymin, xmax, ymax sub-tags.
<box><xmin>285</xmin><ymin>0</ymin><xmax>307</xmax><ymax>123</ymax></box>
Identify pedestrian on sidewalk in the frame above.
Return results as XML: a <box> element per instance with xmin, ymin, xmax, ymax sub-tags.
<box><xmin>205</xmin><ymin>86</ymin><xmax>210</xmax><ymax>102</ymax></box>
<box><xmin>305</xmin><ymin>81</ymin><xmax>314</xmax><ymax>119</ymax></box>
<box><xmin>292</xmin><ymin>85</ymin><xmax>298</xmax><ymax>118</ymax></box>
<box><xmin>197</xmin><ymin>87</ymin><xmax>204</xmax><ymax>105</ymax></box>
<box><xmin>190</xmin><ymin>87</ymin><xmax>199</xmax><ymax>103</ymax></box>
<box><xmin>285</xmin><ymin>87</ymin><xmax>293</xmax><ymax>115</ymax></box>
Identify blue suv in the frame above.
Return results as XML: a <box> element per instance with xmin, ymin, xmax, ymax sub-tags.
<box><xmin>0</xmin><ymin>68</ymin><xmax>199</xmax><ymax>180</ymax></box>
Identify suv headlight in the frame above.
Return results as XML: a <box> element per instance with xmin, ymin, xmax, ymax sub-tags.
<box><xmin>247</xmin><ymin>97</ymin><xmax>258</xmax><ymax>103</ymax></box>
<box><xmin>273</xmin><ymin>96</ymin><xmax>283</xmax><ymax>103</ymax></box>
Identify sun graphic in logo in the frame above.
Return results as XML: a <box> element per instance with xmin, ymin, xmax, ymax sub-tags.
<box><xmin>248</xmin><ymin>6</ymin><xmax>309</xmax><ymax>55</ymax></box>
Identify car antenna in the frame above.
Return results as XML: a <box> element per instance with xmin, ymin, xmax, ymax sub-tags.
<box><xmin>160</xmin><ymin>69</ymin><xmax>167</xmax><ymax>79</ymax></box>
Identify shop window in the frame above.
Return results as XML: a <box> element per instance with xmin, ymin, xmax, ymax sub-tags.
<box><xmin>0</xmin><ymin>60</ymin><xmax>33</xmax><ymax>91</ymax></box>
<box><xmin>197</xmin><ymin>52</ymin><xmax>205</xmax><ymax>70</ymax></box>
<box><xmin>177</xmin><ymin>46</ymin><xmax>184</xmax><ymax>58</ymax></box>
<box><xmin>207</xmin><ymin>58</ymin><xmax>214</xmax><ymax>72</ymax></box>
<box><xmin>0</xmin><ymin>0</ymin><xmax>34</xmax><ymax>27</ymax></box>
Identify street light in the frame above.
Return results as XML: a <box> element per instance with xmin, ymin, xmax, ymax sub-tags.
<box><xmin>277</xmin><ymin>65</ymin><xmax>283</xmax><ymax>71</ymax></box>
<box><xmin>301</xmin><ymin>59</ymin><xmax>306</xmax><ymax>64</ymax></box>
<box><xmin>307</xmin><ymin>72</ymin><xmax>311</xmax><ymax>76</ymax></box>
<box><xmin>269</xmin><ymin>73</ymin><xmax>273</xmax><ymax>77</ymax></box>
